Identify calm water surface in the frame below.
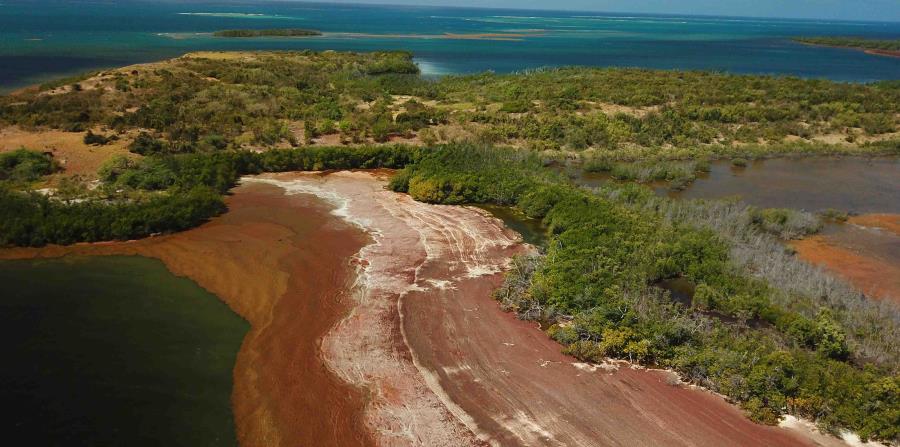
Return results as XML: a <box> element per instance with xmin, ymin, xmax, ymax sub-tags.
<box><xmin>576</xmin><ymin>157</ymin><xmax>900</xmax><ymax>214</ymax></box>
<box><xmin>665</xmin><ymin>157</ymin><xmax>900</xmax><ymax>214</ymax></box>
<box><xmin>477</xmin><ymin>204</ymin><xmax>548</xmax><ymax>246</ymax></box>
<box><xmin>575</xmin><ymin>157</ymin><xmax>900</xmax><ymax>286</ymax></box>
<box><xmin>1</xmin><ymin>0</ymin><xmax>899</xmax><ymax>90</ymax></box>
<box><xmin>0</xmin><ymin>255</ymin><xmax>247</xmax><ymax>446</ymax></box>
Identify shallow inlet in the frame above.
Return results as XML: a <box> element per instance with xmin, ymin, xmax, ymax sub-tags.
<box><xmin>792</xmin><ymin>216</ymin><xmax>900</xmax><ymax>304</ymax></box>
<box><xmin>576</xmin><ymin>156</ymin><xmax>900</xmax><ymax>302</ymax></box>
<box><xmin>663</xmin><ymin>157</ymin><xmax>900</xmax><ymax>213</ymax></box>
<box><xmin>0</xmin><ymin>255</ymin><xmax>248</xmax><ymax>447</ymax></box>
<box><xmin>575</xmin><ymin>157</ymin><xmax>900</xmax><ymax>213</ymax></box>
<box><xmin>476</xmin><ymin>203</ymin><xmax>548</xmax><ymax>247</ymax></box>
<box><xmin>665</xmin><ymin>156</ymin><xmax>900</xmax><ymax>303</ymax></box>
<box><xmin>0</xmin><ymin>182</ymin><xmax>374</xmax><ymax>447</ymax></box>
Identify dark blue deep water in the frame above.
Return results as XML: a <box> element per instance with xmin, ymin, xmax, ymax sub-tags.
<box><xmin>1</xmin><ymin>0</ymin><xmax>899</xmax><ymax>90</ymax></box>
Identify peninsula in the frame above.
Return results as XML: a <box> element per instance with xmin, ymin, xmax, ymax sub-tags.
<box><xmin>794</xmin><ymin>36</ymin><xmax>900</xmax><ymax>58</ymax></box>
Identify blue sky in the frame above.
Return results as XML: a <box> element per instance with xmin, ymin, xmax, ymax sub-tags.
<box><xmin>311</xmin><ymin>0</ymin><xmax>900</xmax><ymax>22</ymax></box>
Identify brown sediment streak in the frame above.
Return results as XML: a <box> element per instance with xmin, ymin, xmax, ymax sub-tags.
<box><xmin>849</xmin><ymin>213</ymin><xmax>900</xmax><ymax>236</ymax></box>
<box><xmin>864</xmin><ymin>49</ymin><xmax>900</xmax><ymax>58</ymax></box>
<box><xmin>795</xmin><ymin>41</ymin><xmax>900</xmax><ymax>59</ymax></box>
<box><xmin>249</xmin><ymin>171</ymin><xmax>822</xmax><ymax>447</ymax></box>
<box><xmin>791</xmin><ymin>234</ymin><xmax>900</xmax><ymax>305</ymax></box>
<box><xmin>0</xmin><ymin>182</ymin><xmax>374</xmax><ymax>447</ymax></box>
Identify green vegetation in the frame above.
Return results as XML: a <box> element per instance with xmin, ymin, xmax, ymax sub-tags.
<box><xmin>0</xmin><ymin>148</ymin><xmax>58</xmax><ymax>183</ymax></box>
<box><xmin>391</xmin><ymin>144</ymin><xmax>899</xmax><ymax>442</ymax></box>
<box><xmin>0</xmin><ymin>146</ymin><xmax>416</xmax><ymax>246</ymax></box>
<box><xmin>1</xmin><ymin>51</ymin><xmax>897</xmax><ymax>160</ymax></box>
<box><xmin>83</xmin><ymin>130</ymin><xmax>115</xmax><ymax>145</ymax></box>
<box><xmin>584</xmin><ymin>158</ymin><xmax>710</xmax><ymax>190</ymax></box>
<box><xmin>1</xmin><ymin>51</ymin><xmax>898</xmax><ymax>442</ymax></box>
<box><xmin>441</xmin><ymin>68</ymin><xmax>899</xmax><ymax>152</ymax></box>
<box><xmin>213</xmin><ymin>29</ymin><xmax>322</xmax><ymax>38</ymax></box>
<box><xmin>795</xmin><ymin>37</ymin><xmax>900</xmax><ymax>52</ymax></box>
<box><xmin>0</xmin><ymin>186</ymin><xmax>226</xmax><ymax>246</ymax></box>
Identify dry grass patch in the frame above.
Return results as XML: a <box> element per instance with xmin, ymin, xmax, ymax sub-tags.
<box><xmin>0</xmin><ymin>127</ymin><xmax>136</xmax><ymax>182</ymax></box>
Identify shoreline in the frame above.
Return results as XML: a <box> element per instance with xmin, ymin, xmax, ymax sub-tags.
<box><xmin>795</xmin><ymin>40</ymin><xmax>900</xmax><ymax>59</ymax></box>
<box><xmin>791</xmin><ymin>213</ymin><xmax>900</xmax><ymax>305</ymax></box>
<box><xmin>246</xmin><ymin>171</ymin><xmax>836</xmax><ymax>446</ymax></box>
<box><xmin>247</xmin><ymin>172</ymin><xmax>489</xmax><ymax>445</ymax></box>
<box><xmin>0</xmin><ymin>171</ymin><xmax>877</xmax><ymax>446</ymax></box>
<box><xmin>0</xmin><ymin>181</ymin><xmax>375</xmax><ymax>447</ymax></box>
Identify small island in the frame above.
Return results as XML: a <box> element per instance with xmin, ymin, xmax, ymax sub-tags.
<box><xmin>213</xmin><ymin>29</ymin><xmax>322</xmax><ymax>38</ymax></box>
<box><xmin>794</xmin><ymin>36</ymin><xmax>900</xmax><ymax>58</ymax></box>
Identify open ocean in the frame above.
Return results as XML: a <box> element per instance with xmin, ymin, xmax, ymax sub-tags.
<box><xmin>1</xmin><ymin>0</ymin><xmax>899</xmax><ymax>90</ymax></box>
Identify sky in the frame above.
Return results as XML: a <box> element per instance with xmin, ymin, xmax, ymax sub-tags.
<box><xmin>306</xmin><ymin>0</ymin><xmax>900</xmax><ymax>22</ymax></box>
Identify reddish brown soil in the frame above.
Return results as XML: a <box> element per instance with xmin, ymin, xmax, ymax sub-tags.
<box><xmin>0</xmin><ymin>126</ymin><xmax>135</xmax><ymax>181</ymax></box>
<box><xmin>792</xmin><ymin>235</ymin><xmax>900</xmax><ymax>305</ymax></box>
<box><xmin>796</xmin><ymin>41</ymin><xmax>900</xmax><ymax>59</ymax></box>
<box><xmin>849</xmin><ymin>213</ymin><xmax>900</xmax><ymax>236</ymax></box>
<box><xmin>865</xmin><ymin>49</ymin><xmax>900</xmax><ymax>58</ymax></box>
<box><xmin>254</xmin><ymin>171</ymin><xmax>824</xmax><ymax>447</ymax></box>
<box><xmin>0</xmin><ymin>182</ymin><xmax>374</xmax><ymax>447</ymax></box>
<box><xmin>2</xmin><ymin>171</ymin><xmax>852</xmax><ymax>446</ymax></box>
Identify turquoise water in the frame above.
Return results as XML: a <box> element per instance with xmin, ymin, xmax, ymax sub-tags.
<box><xmin>1</xmin><ymin>0</ymin><xmax>899</xmax><ymax>90</ymax></box>
<box><xmin>0</xmin><ymin>256</ymin><xmax>247</xmax><ymax>446</ymax></box>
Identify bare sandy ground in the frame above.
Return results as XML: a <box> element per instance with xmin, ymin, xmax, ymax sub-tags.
<box><xmin>0</xmin><ymin>126</ymin><xmax>135</xmax><ymax>181</ymax></box>
<box><xmin>250</xmin><ymin>171</ymin><xmax>829</xmax><ymax>447</ymax></box>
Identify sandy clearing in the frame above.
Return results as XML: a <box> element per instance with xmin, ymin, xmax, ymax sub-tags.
<box><xmin>0</xmin><ymin>126</ymin><xmax>134</xmax><ymax>180</ymax></box>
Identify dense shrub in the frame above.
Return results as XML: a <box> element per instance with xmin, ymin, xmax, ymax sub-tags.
<box><xmin>0</xmin><ymin>148</ymin><xmax>58</xmax><ymax>182</ymax></box>
<box><xmin>0</xmin><ymin>145</ymin><xmax>420</xmax><ymax>247</ymax></box>
<box><xmin>389</xmin><ymin>144</ymin><xmax>898</xmax><ymax>442</ymax></box>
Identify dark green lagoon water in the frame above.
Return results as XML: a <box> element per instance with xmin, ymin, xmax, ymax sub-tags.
<box><xmin>0</xmin><ymin>255</ymin><xmax>247</xmax><ymax>446</ymax></box>
<box><xmin>477</xmin><ymin>204</ymin><xmax>548</xmax><ymax>247</ymax></box>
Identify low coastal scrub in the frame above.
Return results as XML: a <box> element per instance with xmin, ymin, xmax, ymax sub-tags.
<box><xmin>795</xmin><ymin>37</ymin><xmax>900</xmax><ymax>52</ymax></box>
<box><xmin>390</xmin><ymin>144</ymin><xmax>899</xmax><ymax>442</ymax></box>
<box><xmin>0</xmin><ymin>145</ymin><xmax>417</xmax><ymax>246</ymax></box>
<box><xmin>213</xmin><ymin>29</ymin><xmax>322</xmax><ymax>38</ymax></box>
<box><xmin>2</xmin><ymin>52</ymin><xmax>899</xmax><ymax>443</ymax></box>
<box><xmin>0</xmin><ymin>148</ymin><xmax>58</xmax><ymax>183</ymax></box>
<box><xmin>0</xmin><ymin>186</ymin><xmax>225</xmax><ymax>246</ymax></box>
<box><xmin>83</xmin><ymin>130</ymin><xmax>115</xmax><ymax>146</ymax></box>
<box><xmin>2</xmin><ymin>50</ymin><xmax>898</xmax><ymax>160</ymax></box>
<box><xmin>585</xmin><ymin>158</ymin><xmax>710</xmax><ymax>190</ymax></box>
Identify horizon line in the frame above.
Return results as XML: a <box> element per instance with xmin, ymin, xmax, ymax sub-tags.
<box><xmin>255</xmin><ymin>0</ymin><xmax>900</xmax><ymax>24</ymax></box>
